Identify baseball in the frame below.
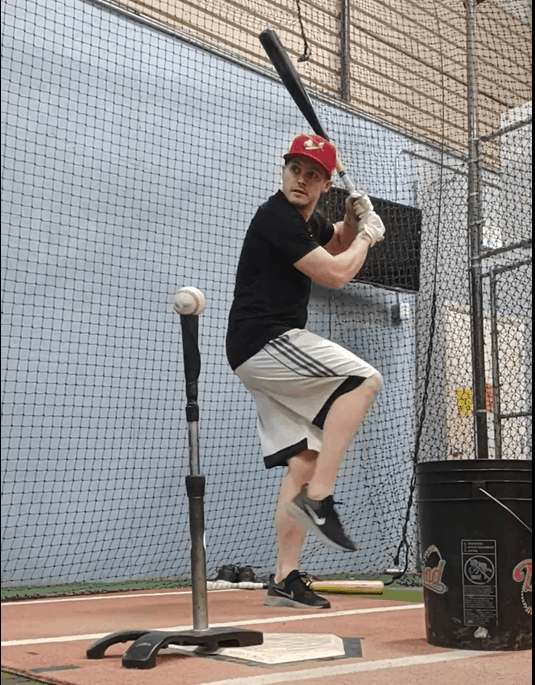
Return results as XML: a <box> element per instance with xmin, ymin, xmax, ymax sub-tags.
<box><xmin>173</xmin><ymin>286</ymin><xmax>206</xmax><ymax>316</ymax></box>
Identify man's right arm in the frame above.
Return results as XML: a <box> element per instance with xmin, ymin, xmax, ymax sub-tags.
<box><xmin>294</xmin><ymin>233</ymin><xmax>373</xmax><ymax>289</ymax></box>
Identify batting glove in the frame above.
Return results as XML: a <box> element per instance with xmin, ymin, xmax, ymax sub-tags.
<box><xmin>359</xmin><ymin>211</ymin><xmax>385</xmax><ymax>247</ymax></box>
<box><xmin>344</xmin><ymin>192</ymin><xmax>374</xmax><ymax>230</ymax></box>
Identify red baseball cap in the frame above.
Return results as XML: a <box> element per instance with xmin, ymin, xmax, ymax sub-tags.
<box><xmin>283</xmin><ymin>134</ymin><xmax>337</xmax><ymax>178</ymax></box>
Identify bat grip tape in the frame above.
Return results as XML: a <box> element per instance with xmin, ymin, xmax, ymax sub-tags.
<box><xmin>338</xmin><ymin>170</ymin><xmax>359</xmax><ymax>195</ymax></box>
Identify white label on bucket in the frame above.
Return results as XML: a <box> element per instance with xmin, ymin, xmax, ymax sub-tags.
<box><xmin>462</xmin><ymin>539</ymin><xmax>498</xmax><ymax>627</ymax></box>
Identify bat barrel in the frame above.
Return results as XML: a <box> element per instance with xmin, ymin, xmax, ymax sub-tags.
<box><xmin>259</xmin><ymin>29</ymin><xmax>328</xmax><ymax>140</ymax></box>
<box><xmin>259</xmin><ymin>29</ymin><xmax>361</xmax><ymax>195</ymax></box>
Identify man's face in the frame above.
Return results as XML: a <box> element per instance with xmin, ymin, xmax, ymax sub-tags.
<box><xmin>282</xmin><ymin>157</ymin><xmax>332</xmax><ymax>217</ymax></box>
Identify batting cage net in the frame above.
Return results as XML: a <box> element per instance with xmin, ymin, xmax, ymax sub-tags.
<box><xmin>1</xmin><ymin>0</ymin><xmax>531</xmax><ymax>596</ymax></box>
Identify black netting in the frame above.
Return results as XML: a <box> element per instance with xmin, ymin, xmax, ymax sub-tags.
<box><xmin>2</xmin><ymin>0</ymin><xmax>531</xmax><ymax>595</ymax></box>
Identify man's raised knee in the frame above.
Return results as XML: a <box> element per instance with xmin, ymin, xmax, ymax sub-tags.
<box><xmin>366</xmin><ymin>372</ymin><xmax>384</xmax><ymax>395</ymax></box>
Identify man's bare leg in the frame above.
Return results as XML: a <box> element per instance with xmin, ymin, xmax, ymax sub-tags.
<box><xmin>274</xmin><ymin>450</ymin><xmax>317</xmax><ymax>582</ymax></box>
<box><xmin>307</xmin><ymin>373</ymin><xmax>383</xmax><ymax>502</ymax></box>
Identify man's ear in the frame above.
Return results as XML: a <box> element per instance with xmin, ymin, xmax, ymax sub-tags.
<box><xmin>322</xmin><ymin>180</ymin><xmax>333</xmax><ymax>194</ymax></box>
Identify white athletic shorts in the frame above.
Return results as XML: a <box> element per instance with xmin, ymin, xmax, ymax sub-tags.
<box><xmin>235</xmin><ymin>328</ymin><xmax>380</xmax><ymax>469</ymax></box>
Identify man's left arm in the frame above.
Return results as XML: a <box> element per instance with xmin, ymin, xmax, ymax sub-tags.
<box><xmin>325</xmin><ymin>219</ymin><xmax>357</xmax><ymax>256</ymax></box>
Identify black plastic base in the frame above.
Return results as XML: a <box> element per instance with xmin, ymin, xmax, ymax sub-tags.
<box><xmin>86</xmin><ymin>627</ymin><xmax>264</xmax><ymax>669</ymax></box>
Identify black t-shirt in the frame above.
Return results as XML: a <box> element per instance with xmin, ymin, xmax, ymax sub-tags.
<box><xmin>226</xmin><ymin>190</ymin><xmax>334</xmax><ymax>370</ymax></box>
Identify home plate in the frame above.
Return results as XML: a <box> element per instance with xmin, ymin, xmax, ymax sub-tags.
<box><xmin>163</xmin><ymin>633</ymin><xmax>361</xmax><ymax>665</ymax></box>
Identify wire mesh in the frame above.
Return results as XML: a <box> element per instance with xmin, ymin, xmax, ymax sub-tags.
<box><xmin>1</xmin><ymin>0</ymin><xmax>531</xmax><ymax>595</ymax></box>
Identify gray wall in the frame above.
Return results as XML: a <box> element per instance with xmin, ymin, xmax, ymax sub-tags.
<box><xmin>2</xmin><ymin>0</ymin><xmax>420</xmax><ymax>585</ymax></box>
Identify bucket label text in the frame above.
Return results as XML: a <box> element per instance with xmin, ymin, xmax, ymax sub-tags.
<box><xmin>422</xmin><ymin>545</ymin><xmax>448</xmax><ymax>594</ymax></box>
<box><xmin>462</xmin><ymin>539</ymin><xmax>498</xmax><ymax>627</ymax></box>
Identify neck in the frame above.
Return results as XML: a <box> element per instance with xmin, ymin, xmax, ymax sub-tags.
<box><xmin>299</xmin><ymin>207</ymin><xmax>314</xmax><ymax>221</ymax></box>
<box><xmin>294</xmin><ymin>197</ymin><xmax>317</xmax><ymax>222</ymax></box>
<box><xmin>280</xmin><ymin>188</ymin><xmax>317</xmax><ymax>221</ymax></box>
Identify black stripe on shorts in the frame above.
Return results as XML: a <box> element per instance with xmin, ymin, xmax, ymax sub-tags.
<box><xmin>312</xmin><ymin>376</ymin><xmax>367</xmax><ymax>429</ymax></box>
<box><xmin>264</xmin><ymin>438</ymin><xmax>309</xmax><ymax>469</ymax></box>
<box><xmin>269</xmin><ymin>335</ymin><xmax>335</xmax><ymax>378</ymax></box>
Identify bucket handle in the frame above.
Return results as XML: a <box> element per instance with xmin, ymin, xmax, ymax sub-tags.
<box><xmin>479</xmin><ymin>487</ymin><xmax>532</xmax><ymax>534</ymax></box>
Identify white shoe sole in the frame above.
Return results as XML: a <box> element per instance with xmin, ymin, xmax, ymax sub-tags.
<box><xmin>263</xmin><ymin>593</ymin><xmax>329</xmax><ymax>610</ymax></box>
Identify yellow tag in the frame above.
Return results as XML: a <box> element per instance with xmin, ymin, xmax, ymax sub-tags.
<box><xmin>456</xmin><ymin>388</ymin><xmax>473</xmax><ymax>416</ymax></box>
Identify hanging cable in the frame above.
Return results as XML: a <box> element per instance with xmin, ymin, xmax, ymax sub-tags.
<box><xmin>295</xmin><ymin>0</ymin><xmax>311</xmax><ymax>62</ymax></box>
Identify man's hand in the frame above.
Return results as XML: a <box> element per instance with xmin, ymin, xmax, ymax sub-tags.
<box><xmin>343</xmin><ymin>193</ymin><xmax>385</xmax><ymax>247</ymax></box>
<box><xmin>343</xmin><ymin>193</ymin><xmax>373</xmax><ymax>230</ymax></box>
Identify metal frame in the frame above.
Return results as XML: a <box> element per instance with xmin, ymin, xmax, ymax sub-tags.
<box><xmin>482</xmin><ymin>257</ymin><xmax>533</xmax><ymax>459</ymax></box>
<box><xmin>466</xmin><ymin>0</ymin><xmax>490</xmax><ymax>459</ymax></box>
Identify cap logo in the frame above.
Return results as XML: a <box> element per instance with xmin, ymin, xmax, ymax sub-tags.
<box><xmin>303</xmin><ymin>138</ymin><xmax>325</xmax><ymax>151</ymax></box>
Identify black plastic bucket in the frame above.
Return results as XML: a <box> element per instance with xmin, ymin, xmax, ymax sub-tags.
<box><xmin>416</xmin><ymin>459</ymin><xmax>532</xmax><ymax>651</ymax></box>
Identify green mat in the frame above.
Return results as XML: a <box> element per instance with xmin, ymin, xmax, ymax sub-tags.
<box><xmin>1</xmin><ymin>578</ymin><xmax>190</xmax><ymax>601</ymax></box>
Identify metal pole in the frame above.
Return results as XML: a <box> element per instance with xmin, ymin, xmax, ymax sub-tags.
<box><xmin>488</xmin><ymin>272</ymin><xmax>503</xmax><ymax>459</ymax></box>
<box><xmin>340</xmin><ymin>0</ymin><xmax>351</xmax><ymax>102</ymax></box>
<box><xmin>466</xmin><ymin>0</ymin><xmax>489</xmax><ymax>460</ymax></box>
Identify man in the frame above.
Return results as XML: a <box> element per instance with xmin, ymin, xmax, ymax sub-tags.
<box><xmin>226</xmin><ymin>134</ymin><xmax>385</xmax><ymax>609</ymax></box>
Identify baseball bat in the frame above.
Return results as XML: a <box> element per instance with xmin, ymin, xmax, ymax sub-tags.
<box><xmin>259</xmin><ymin>29</ymin><xmax>360</xmax><ymax>195</ymax></box>
<box><xmin>207</xmin><ymin>579</ymin><xmax>384</xmax><ymax>594</ymax></box>
<box><xmin>311</xmin><ymin>579</ymin><xmax>384</xmax><ymax>595</ymax></box>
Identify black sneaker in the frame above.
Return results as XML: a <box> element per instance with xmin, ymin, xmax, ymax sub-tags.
<box><xmin>289</xmin><ymin>491</ymin><xmax>357</xmax><ymax>552</ymax></box>
<box><xmin>215</xmin><ymin>564</ymin><xmax>240</xmax><ymax>582</ymax></box>
<box><xmin>263</xmin><ymin>570</ymin><xmax>331</xmax><ymax>609</ymax></box>
<box><xmin>237</xmin><ymin>565</ymin><xmax>257</xmax><ymax>583</ymax></box>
